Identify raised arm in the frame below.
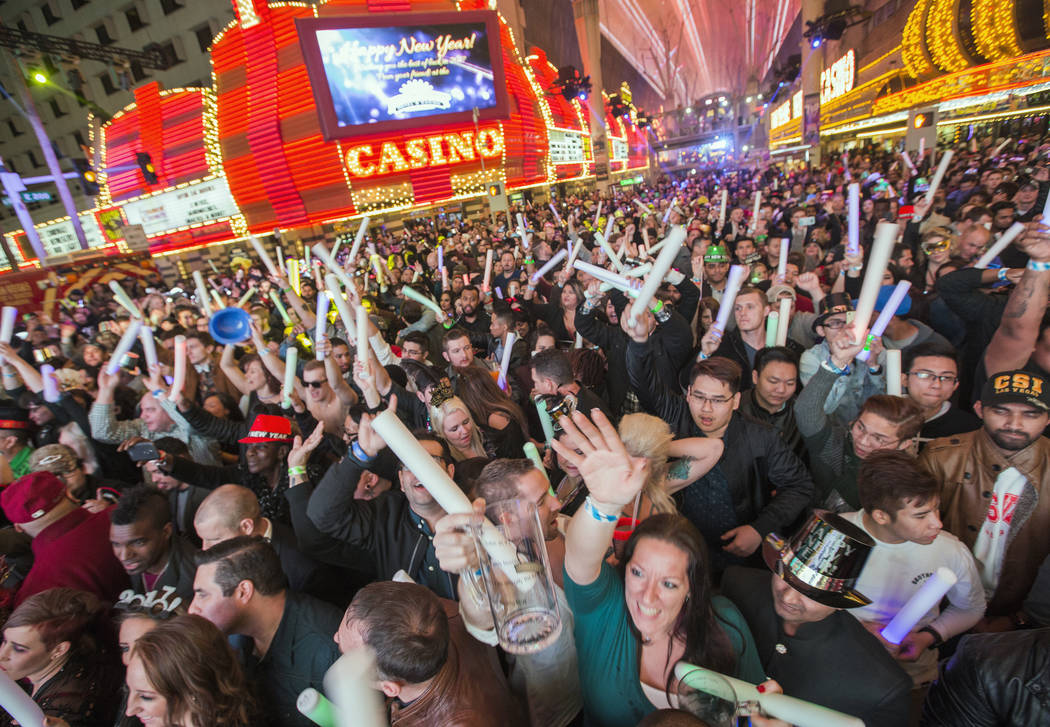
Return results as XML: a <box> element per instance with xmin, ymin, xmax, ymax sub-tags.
<box><xmin>220</xmin><ymin>344</ymin><xmax>251</xmax><ymax>396</ymax></box>
<box><xmin>319</xmin><ymin>336</ymin><xmax>358</xmax><ymax>406</ymax></box>
<box><xmin>0</xmin><ymin>343</ymin><xmax>41</xmax><ymax>392</ymax></box>
<box><xmin>666</xmin><ymin>437</ymin><xmax>725</xmax><ymax>494</ymax></box>
<box><xmin>984</xmin><ymin>224</ymin><xmax>1050</xmax><ymax>375</ymax></box>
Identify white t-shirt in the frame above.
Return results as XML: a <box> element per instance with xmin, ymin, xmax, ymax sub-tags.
<box><xmin>972</xmin><ymin>467</ymin><xmax>1027</xmax><ymax>596</ymax></box>
<box><xmin>843</xmin><ymin>511</ymin><xmax>986</xmax><ymax>639</ymax></box>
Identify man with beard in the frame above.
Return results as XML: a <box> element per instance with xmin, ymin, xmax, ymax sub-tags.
<box><xmin>921</xmin><ymin>370</ymin><xmax>1050</xmax><ymax>626</ymax></box>
<box><xmin>453</xmin><ymin>286</ymin><xmax>491</xmax><ymax>354</ymax></box>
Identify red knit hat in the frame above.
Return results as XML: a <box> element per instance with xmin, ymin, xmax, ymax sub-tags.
<box><xmin>238</xmin><ymin>414</ymin><xmax>293</xmax><ymax>444</ymax></box>
<box><xmin>2</xmin><ymin>471</ymin><xmax>68</xmax><ymax>524</ymax></box>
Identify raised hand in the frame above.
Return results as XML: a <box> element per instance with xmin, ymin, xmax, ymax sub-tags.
<box><xmin>288</xmin><ymin>421</ymin><xmax>325</xmax><ymax>468</ymax></box>
<box><xmin>552</xmin><ymin>408</ymin><xmax>649</xmax><ymax>509</ymax></box>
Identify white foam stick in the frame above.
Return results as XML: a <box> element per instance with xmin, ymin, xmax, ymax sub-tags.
<box><xmin>765</xmin><ymin>312</ymin><xmax>778</xmax><ymax>348</ymax></box>
<box><xmin>564</xmin><ymin>234</ymin><xmax>584</xmax><ymax>272</ymax></box>
<box><xmin>624</xmin><ymin>262</ymin><xmax>652</xmax><ymax>278</ymax></box>
<box><xmin>712</xmin><ymin>265</ymin><xmax>748</xmax><ymax>335</ymax></box>
<box><xmin>975</xmin><ymin>222</ymin><xmax>1026</xmax><ymax>269</ymax></box>
<box><xmin>497</xmin><ymin>331</ymin><xmax>517</xmax><ymax>391</ymax></box>
<box><xmin>847</xmin><ymin>183</ymin><xmax>860</xmax><ymax>256</ymax></box>
<box><xmin>347</xmin><ymin>215</ymin><xmax>371</xmax><ymax>264</ymax></box>
<box><xmin>314</xmin><ymin>292</ymin><xmax>329</xmax><ymax>360</ymax></box>
<box><xmin>718</xmin><ymin>189</ymin><xmax>728</xmax><ymax>229</ymax></box>
<box><xmin>139</xmin><ymin>326</ymin><xmax>158</xmax><ymax>370</ymax></box>
<box><xmin>323</xmin><ymin>649</ymin><xmax>387</xmax><ymax>727</ymax></box>
<box><xmin>881</xmin><ymin>567</ymin><xmax>958</xmax><ymax>644</ymax></box>
<box><xmin>211</xmin><ymin>290</ymin><xmax>225</xmax><ymax>310</ymax></box>
<box><xmin>923</xmin><ymin>150</ymin><xmax>954</xmax><ymax>209</ymax></box>
<box><xmin>634</xmin><ymin>199</ymin><xmax>651</xmax><ymax>216</ymax></box>
<box><xmin>109</xmin><ymin>280</ymin><xmax>142</xmax><ymax>318</ymax></box>
<box><xmin>853</xmin><ymin>222</ymin><xmax>900</xmax><ymax>345</ymax></box>
<box><xmin>674</xmin><ymin>663</ymin><xmax>863</xmax><ymax>727</ymax></box>
<box><xmin>604</xmin><ymin>216</ymin><xmax>616</xmax><ymax>249</ymax></box>
<box><xmin>574</xmin><ymin>332</ymin><xmax>583</xmax><ymax>349</ymax></box>
<box><xmin>573</xmin><ymin>260</ymin><xmax>639</xmax><ymax>294</ymax></box>
<box><xmin>41</xmin><ymin>364</ymin><xmax>60</xmax><ymax>403</ymax></box>
<box><xmin>548</xmin><ymin>203</ymin><xmax>562</xmax><ymax>225</ymax></box>
<box><xmin>356</xmin><ymin>305</ymin><xmax>370</xmax><ymax>373</ymax></box>
<box><xmin>593</xmin><ymin>200</ymin><xmax>602</xmax><ymax>228</ymax></box>
<box><xmin>516</xmin><ymin>213</ymin><xmax>531</xmax><ymax>249</ymax></box>
<box><xmin>0</xmin><ymin>670</ymin><xmax>45</xmax><ymax>727</ymax></box>
<box><xmin>170</xmin><ymin>334</ymin><xmax>187</xmax><ymax>400</ymax></box>
<box><xmin>276</xmin><ymin>245</ymin><xmax>286</xmax><ymax>275</ymax></box>
<box><xmin>312</xmin><ymin>242</ymin><xmax>354</xmax><ymax>290</ymax></box>
<box><xmin>886</xmin><ymin>348</ymin><xmax>902</xmax><ymax>396</ymax></box>
<box><xmin>919</xmin><ymin>137</ymin><xmax>926</xmax><ymax>158</ymax></box>
<box><xmin>0</xmin><ymin>306</ymin><xmax>15</xmax><ymax>365</ymax></box>
<box><xmin>437</xmin><ymin>245</ymin><xmax>444</xmax><ymax>271</ymax></box>
<box><xmin>402</xmin><ymin>286</ymin><xmax>444</xmax><ymax>318</ymax></box>
<box><xmin>776</xmin><ymin>238</ymin><xmax>789</xmax><ymax>281</ymax></box>
<box><xmin>751</xmin><ymin>190</ymin><xmax>761</xmax><ymax>230</ymax></box>
<box><xmin>857</xmin><ymin>281</ymin><xmax>913</xmax><ymax>361</ymax></box>
<box><xmin>324</xmin><ymin>274</ymin><xmax>357</xmax><ymax>340</ymax></box>
<box><xmin>595</xmin><ymin>233</ymin><xmax>626</xmax><ymax>273</ymax></box>
<box><xmin>899</xmin><ymin>151</ymin><xmax>916</xmax><ymax>176</ymax></box>
<box><xmin>776</xmin><ymin>297</ymin><xmax>791</xmax><ymax>347</ymax></box>
<box><xmin>283</xmin><ymin>347</ymin><xmax>298</xmax><ymax>407</ymax></box>
<box><xmin>530</xmin><ymin>249</ymin><xmax>568</xmax><ymax>285</ymax></box>
<box><xmin>629</xmin><ymin>227</ymin><xmax>687</xmax><ymax>327</ymax></box>
<box><xmin>994</xmin><ymin>138</ymin><xmax>1010</xmax><ymax>155</ymax></box>
<box><xmin>251</xmin><ymin>236</ymin><xmax>279</xmax><ymax>277</ymax></box>
<box><xmin>192</xmin><ymin>271</ymin><xmax>213</xmax><ymax>317</ymax></box>
<box><xmin>105</xmin><ymin>318</ymin><xmax>143</xmax><ymax>375</ymax></box>
<box><xmin>483</xmin><ymin>249</ymin><xmax>493</xmax><ymax>290</ymax></box>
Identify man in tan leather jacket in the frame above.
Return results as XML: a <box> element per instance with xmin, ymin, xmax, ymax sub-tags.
<box><xmin>921</xmin><ymin>370</ymin><xmax>1050</xmax><ymax>625</ymax></box>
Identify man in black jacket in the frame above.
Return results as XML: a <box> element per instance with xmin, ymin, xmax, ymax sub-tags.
<box><xmin>306</xmin><ymin>403</ymin><xmax>458</xmax><ymax>600</ymax></box>
<box><xmin>624</xmin><ymin>305</ymin><xmax>814</xmax><ymax>573</ymax></box>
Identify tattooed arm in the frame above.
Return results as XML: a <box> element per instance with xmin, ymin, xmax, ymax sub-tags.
<box><xmin>984</xmin><ymin>223</ymin><xmax>1050</xmax><ymax>376</ymax></box>
<box><xmin>666</xmin><ymin>437</ymin><xmax>724</xmax><ymax>494</ymax></box>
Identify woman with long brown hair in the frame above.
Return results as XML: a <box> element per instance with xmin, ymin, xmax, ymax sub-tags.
<box><xmin>454</xmin><ymin>365</ymin><xmax>529</xmax><ymax>457</ymax></box>
<box><xmin>125</xmin><ymin>614</ymin><xmax>256</xmax><ymax>727</ymax></box>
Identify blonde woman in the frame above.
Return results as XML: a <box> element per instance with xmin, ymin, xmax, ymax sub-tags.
<box><xmin>429</xmin><ymin>394</ymin><xmax>490</xmax><ymax>461</ymax></box>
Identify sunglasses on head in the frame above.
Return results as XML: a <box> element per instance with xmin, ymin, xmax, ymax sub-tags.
<box><xmin>303</xmin><ymin>380</ymin><xmax>325</xmax><ymax>389</ymax></box>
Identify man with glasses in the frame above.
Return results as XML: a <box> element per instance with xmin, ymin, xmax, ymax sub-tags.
<box><xmin>800</xmin><ymin>293</ymin><xmax>887</xmax><ymax>425</ymax></box>
<box><xmin>795</xmin><ymin>322</ymin><xmax>925</xmax><ymax>511</ymax></box>
<box><xmin>898</xmin><ymin>342</ymin><xmax>980</xmax><ymax>446</ymax></box>
<box><xmin>625</xmin><ymin>305</ymin><xmax>813</xmax><ymax>572</ymax></box>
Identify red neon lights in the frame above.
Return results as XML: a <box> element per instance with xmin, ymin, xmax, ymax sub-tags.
<box><xmin>344</xmin><ymin>128</ymin><xmax>504</xmax><ymax>178</ymax></box>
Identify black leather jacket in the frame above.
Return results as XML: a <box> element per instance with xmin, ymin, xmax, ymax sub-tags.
<box><xmin>921</xmin><ymin>628</ymin><xmax>1050</xmax><ymax>726</ymax></box>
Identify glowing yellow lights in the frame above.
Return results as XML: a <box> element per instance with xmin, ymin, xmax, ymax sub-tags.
<box><xmin>235</xmin><ymin>0</ymin><xmax>260</xmax><ymax>29</ymax></box>
<box><xmin>914</xmin><ymin>113</ymin><xmax>930</xmax><ymax>128</ymax></box>
<box><xmin>973</xmin><ymin>0</ymin><xmax>1022</xmax><ymax>61</ymax></box>
<box><xmin>927</xmin><ymin>0</ymin><xmax>971</xmax><ymax>73</ymax></box>
<box><xmin>903</xmin><ymin>0</ymin><xmax>936</xmax><ymax>78</ymax></box>
<box><xmin>342</xmin><ymin>129</ymin><xmax>505</xmax><ymax>179</ymax></box>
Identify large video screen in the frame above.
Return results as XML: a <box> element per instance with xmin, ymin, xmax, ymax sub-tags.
<box><xmin>297</xmin><ymin>11</ymin><xmax>510</xmax><ymax>141</ymax></box>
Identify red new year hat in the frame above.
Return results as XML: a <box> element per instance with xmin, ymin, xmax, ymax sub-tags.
<box><xmin>238</xmin><ymin>414</ymin><xmax>293</xmax><ymax>444</ymax></box>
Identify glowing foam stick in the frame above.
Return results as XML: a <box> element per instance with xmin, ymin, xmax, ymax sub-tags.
<box><xmin>629</xmin><ymin>227</ymin><xmax>686</xmax><ymax>327</ymax></box>
<box><xmin>192</xmin><ymin>271</ymin><xmax>212</xmax><ymax>317</ymax></box>
<box><xmin>251</xmin><ymin>237</ymin><xmax>278</xmax><ymax>277</ymax></box>
<box><xmin>437</xmin><ymin>245</ymin><xmax>444</xmax><ymax>272</ymax></box>
<box><xmin>634</xmin><ymin>199</ymin><xmax>651</xmax><ymax>216</ymax></box>
<box><xmin>899</xmin><ymin>151</ymin><xmax>916</xmax><ymax>176</ymax></box>
<box><xmin>268</xmin><ymin>289</ymin><xmax>292</xmax><ymax>326</ymax></box>
<box><xmin>312</xmin><ymin>242</ymin><xmax>354</xmax><ymax>291</ymax></box>
<box><xmin>356</xmin><ymin>305</ymin><xmax>370</xmax><ymax>374</ymax></box>
<box><xmin>41</xmin><ymin>364</ymin><xmax>60</xmax><ymax>403</ymax></box>
<box><xmin>105</xmin><ymin>319</ymin><xmax>143</xmax><ymax>375</ymax></box>
<box><xmin>0</xmin><ymin>670</ymin><xmax>45</xmax><ymax>727</ymax></box>
<box><xmin>238</xmin><ymin>288</ymin><xmax>256</xmax><ymax>307</ymax></box>
<box><xmin>593</xmin><ymin>201</ymin><xmax>602</xmax><ymax>228</ymax></box>
<box><xmin>675</xmin><ymin>663</ymin><xmax>863</xmax><ymax>727</ymax></box>
<box><xmin>283</xmin><ymin>347</ymin><xmax>298</xmax><ymax>408</ymax></box>
<box><xmin>276</xmin><ymin>245</ymin><xmax>286</xmax><ymax>275</ymax></box>
<box><xmin>886</xmin><ymin>349</ymin><xmax>902</xmax><ymax>396</ymax></box>
<box><xmin>847</xmin><ymin>183</ymin><xmax>861</xmax><ymax>256</ymax></box>
<box><xmin>842</xmin><ymin>152</ymin><xmax>851</xmax><ymax>181</ymax></box>
<box><xmin>975</xmin><ymin>222</ymin><xmax>1026</xmax><ymax>269</ymax></box>
<box><xmin>549</xmin><ymin>202</ymin><xmax>562</xmax><ymax>225</ymax></box>
<box><xmin>718</xmin><ymin>189</ymin><xmax>728</xmax><ymax>230</ymax></box>
<box><xmin>712</xmin><ymin>265</ymin><xmax>748</xmax><ymax>335</ymax></box>
<box><xmin>347</xmin><ymin>215</ymin><xmax>370</xmax><ymax>264</ymax></box>
<box><xmin>109</xmin><ymin>280</ymin><xmax>142</xmax><ymax>318</ymax></box>
<box><xmin>139</xmin><ymin>326</ymin><xmax>158</xmax><ymax>370</ymax></box>
<box><xmin>497</xmin><ymin>332</ymin><xmax>517</xmax><ymax>391</ymax></box>
<box><xmin>530</xmin><ymin>249</ymin><xmax>568</xmax><ymax>285</ymax></box>
<box><xmin>624</xmin><ymin>262</ymin><xmax>652</xmax><ymax>278</ymax></box>
<box><xmin>483</xmin><ymin>249</ymin><xmax>493</xmax><ymax>290</ymax></box>
<box><xmin>297</xmin><ymin>688</ymin><xmax>336</xmax><ymax>727</ymax></box>
<box><xmin>604</xmin><ymin>216</ymin><xmax>616</xmax><ymax>250</ymax></box>
<box><xmin>314</xmin><ymin>293</ymin><xmax>329</xmax><ymax>360</ymax></box>
<box><xmin>595</xmin><ymin>232</ymin><xmax>626</xmax><ymax>273</ymax></box>
<box><xmin>776</xmin><ymin>238</ymin><xmax>789</xmax><ymax>281</ymax></box>
<box><xmin>923</xmin><ymin>150</ymin><xmax>954</xmax><ymax>210</ymax></box>
<box><xmin>170</xmin><ymin>334</ymin><xmax>187</xmax><ymax>400</ymax></box>
<box><xmin>208</xmin><ymin>259</ymin><xmax>220</xmax><ymax>275</ymax></box>
<box><xmin>776</xmin><ymin>297</ymin><xmax>791</xmax><ymax>347</ymax></box>
<box><xmin>288</xmin><ymin>258</ymin><xmax>300</xmax><ymax>295</ymax></box>
<box><xmin>371</xmin><ymin>256</ymin><xmax>386</xmax><ymax>288</ymax></box>
<box><xmin>574</xmin><ymin>332</ymin><xmax>583</xmax><ymax>348</ymax></box>
<box><xmin>881</xmin><ymin>567</ymin><xmax>958</xmax><ymax>645</ymax></box>
<box><xmin>751</xmin><ymin>190</ymin><xmax>761</xmax><ymax>231</ymax></box>
<box><xmin>765</xmin><ymin>312</ymin><xmax>778</xmax><ymax>348</ymax></box>
<box><xmin>536</xmin><ymin>397</ymin><xmax>555</xmax><ymax>446</ymax></box>
<box><xmin>324</xmin><ymin>275</ymin><xmax>357</xmax><ymax>340</ymax></box>
<box><xmin>0</xmin><ymin>306</ymin><xmax>15</xmax><ymax>366</ymax></box>
<box><xmin>573</xmin><ymin>260</ymin><xmax>639</xmax><ymax>294</ymax></box>
<box><xmin>857</xmin><ymin>281</ymin><xmax>912</xmax><ymax>361</ymax></box>
<box><xmin>523</xmin><ymin>441</ymin><xmax>546</xmax><ymax>478</ymax></box>
<box><xmin>994</xmin><ymin>138</ymin><xmax>1010</xmax><ymax>156</ymax></box>
<box><xmin>565</xmin><ymin>233</ymin><xmax>584</xmax><ymax>271</ymax></box>
<box><xmin>323</xmin><ymin>650</ymin><xmax>386</xmax><ymax>727</ymax></box>
<box><xmin>210</xmin><ymin>290</ymin><xmax>225</xmax><ymax>311</ymax></box>
<box><xmin>853</xmin><ymin>222</ymin><xmax>900</xmax><ymax>345</ymax></box>
<box><xmin>517</xmin><ymin>213</ymin><xmax>531</xmax><ymax>249</ymax></box>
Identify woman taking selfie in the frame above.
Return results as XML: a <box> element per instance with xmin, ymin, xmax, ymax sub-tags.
<box><xmin>554</xmin><ymin>410</ymin><xmax>763</xmax><ymax>727</ymax></box>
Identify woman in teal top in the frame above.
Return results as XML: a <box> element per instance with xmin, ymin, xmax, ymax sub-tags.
<box><xmin>555</xmin><ymin>409</ymin><xmax>764</xmax><ymax>727</ymax></box>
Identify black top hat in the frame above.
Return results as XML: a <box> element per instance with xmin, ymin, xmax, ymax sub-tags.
<box><xmin>812</xmin><ymin>292</ymin><xmax>855</xmax><ymax>332</ymax></box>
<box><xmin>762</xmin><ymin>510</ymin><xmax>875</xmax><ymax>609</ymax></box>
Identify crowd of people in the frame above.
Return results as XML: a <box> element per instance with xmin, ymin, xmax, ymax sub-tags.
<box><xmin>0</xmin><ymin>132</ymin><xmax>1047</xmax><ymax>726</ymax></box>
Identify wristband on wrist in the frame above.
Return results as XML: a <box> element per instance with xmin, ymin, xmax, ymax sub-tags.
<box><xmin>918</xmin><ymin>625</ymin><xmax>944</xmax><ymax>647</ymax></box>
<box><xmin>823</xmin><ymin>359</ymin><xmax>851</xmax><ymax>376</ymax></box>
<box><xmin>287</xmin><ymin>465</ymin><xmax>306</xmax><ymax>477</ymax></box>
<box><xmin>351</xmin><ymin>440</ymin><xmax>376</xmax><ymax>464</ymax></box>
<box><xmin>1027</xmin><ymin>260</ymin><xmax>1050</xmax><ymax>271</ymax></box>
<box><xmin>997</xmin><ymin>267</ymin><xmax>1009</xmax><ymax>281</ymax></box>
<box><xmin>152</xmin><ymin>389</ymin><xmax>166</xmax><ymax>399</ymax></box>
<box><xmin>584</xmin><ymin>496</ymin><xmax>620</xmax><ymax>523</ymax></box>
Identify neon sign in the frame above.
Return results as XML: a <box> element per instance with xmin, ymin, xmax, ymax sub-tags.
<box><xmin>771</xmin><ymin>100</ymin><xmax>792</xmax><ymax>128</ymax></box>
<box><xmin>820</xmin><ymin>49</ymin><xmax>856</xmax><ymax>105</ymax></box>
<box><xmin>343</xmin><ymin>127</ymin><xmax>504</xmax><ymax>178</ymax></box>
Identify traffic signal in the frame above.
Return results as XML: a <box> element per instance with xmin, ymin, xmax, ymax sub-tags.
<box><xmin>71</xmin><ymin>158</ymin><xmax>99</xmax><ymax>196</ymax></box>
<box><xmin>136</xmin><ymin>152</ymin><xmax>158</xmax><ymax>185</ymax></box>
<box><xmin>488</xmin><ymin>183</ymin><xmax>503</xmax><ymax>197</ymax></box>
<box><xmin>913</xmin><ymin>113</ymin><xmax>931</xmax><ymax>129</ymax></box>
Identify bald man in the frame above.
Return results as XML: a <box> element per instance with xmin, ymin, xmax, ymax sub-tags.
<box><xmin>194</xmin><ymin>485</ymin><xmax>346</xmax><ymax>605</ymax></box>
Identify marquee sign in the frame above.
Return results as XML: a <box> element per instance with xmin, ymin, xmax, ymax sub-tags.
<box><xmin>342</xmin><ymin>127</ymin><xmax>505</xmax><ymax>178</ymax></box>
<box><xmin>820</xmin><ymin>50</ymin><xmax>856</xmax><ymax>106</ymax></box>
